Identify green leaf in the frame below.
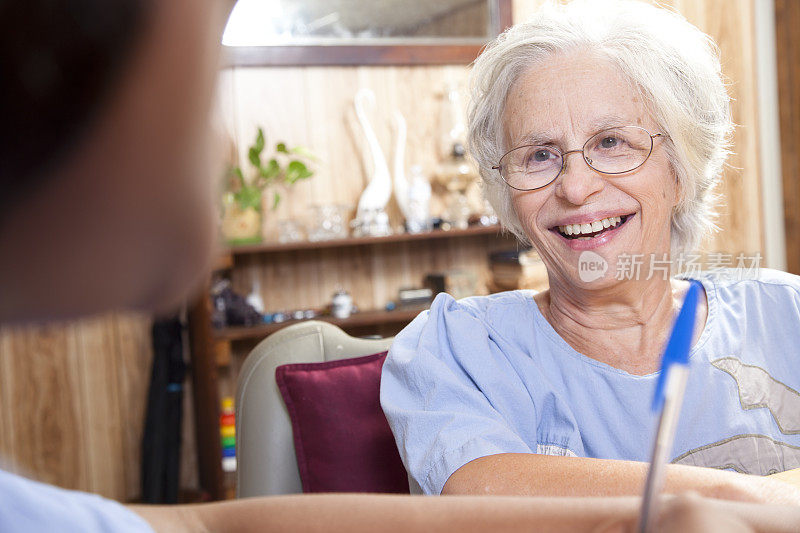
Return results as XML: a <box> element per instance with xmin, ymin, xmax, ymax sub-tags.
<box><xmin>248</xmin><ymin>147</ymin><xmax>261</xmax><ymax>168</ymax></box>
<box><xmin>260</xmin><ymin>158</ymin><xmax>280</xmax><ymax>180</ymax></box>
<box><xmin>272</xmin><ymin>191</ymin><xmax>281</xmax><ymax>209</ymax></box>
<box><xmin>234</xmin><ymin>186</ymin><xmax>262</xmax><ymax>211</ymax></box>
<box><xmin>231</xmin><ymin>167</ymin><xmax>244</xmax><ymax>186</ymax></box>
<box><xmin>290</xmin><ymin>145</ymin><xmax>317</xmax><ymax>160</ymax></box>
<box><xmin>247</xmin><ymin>128</ymin><xmax>266</xmax><ymax>168</ymax></box>
<box><xmin>285</xmin><ymin>160</ymin><xmax>313</xmax><ymax>184</ymax></box>
<box><xmin>276</xmin><ymin>142</ymin><xmax>288</xmax><ymax>153</ymax></box>
<box><xmin>254</xmin><ymin>128</ymin><xmax>265</xmax><ymax>154</ymax></box>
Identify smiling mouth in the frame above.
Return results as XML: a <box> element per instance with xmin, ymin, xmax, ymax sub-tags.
<box><xmin>554</xmin><ymin>214</ymin><xmax>633</xmax><ymax>240</ymax></box>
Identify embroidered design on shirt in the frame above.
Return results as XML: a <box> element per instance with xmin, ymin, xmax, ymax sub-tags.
<box><xmin>671</xmin><ymin>434</ymin><xmax>800</xmax><ymax>475</ymax></box>
<box><xmin>536</xmin><ymin>443</ymin><xmax>577</xmax><ymax>457</ymax></box>
<box><xmin>711</xmin><ymin>357</ymin><xmax>800</xmax><ymax>434</ymax></box>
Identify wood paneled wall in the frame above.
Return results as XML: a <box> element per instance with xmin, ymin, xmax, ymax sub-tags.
<box><xmin>775</xmin><ymin>0</ymin><xmax>800</xmax><ymax>274</ymax></box>
<box><xmin>0</xmin><ymin>314</ymin><xmax>155</xmax><ymax>501</ymax></box>
<box><xmin>0</xmin><ymin>0</ymin><xmax>767</xmax><ymax>503</ymax></box>
<box><xmin>218</xmin><ymin>64</ymin><xmax>474</xmax><ymax>235</ymax></box>
<box><xmin>669</xmin><ymin>0</ymin><xmax>763</xmax><ymax>257</ymax></box>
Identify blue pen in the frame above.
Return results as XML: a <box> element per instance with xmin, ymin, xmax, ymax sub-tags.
<box><xmin>638</xmin><ymin>280</ymin><xmax>701</xmax><ymax>533</ymax></box>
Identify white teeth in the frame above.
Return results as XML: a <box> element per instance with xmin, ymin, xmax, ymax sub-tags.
<box><xmin>557</xmin><ymin>215</ymin><xmax>626</xmax><ymax>237</ymax></box>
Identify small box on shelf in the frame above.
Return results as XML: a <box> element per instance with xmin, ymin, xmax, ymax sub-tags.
<box><xmin>488</xmin><ymin>248</ymin><xmax>549</xmax><ymax>293</ymax></box>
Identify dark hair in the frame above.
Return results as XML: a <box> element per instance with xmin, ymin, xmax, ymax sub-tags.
<box><xmin>0</xmin><ymin>0</ymin><xmax>151</xmax><ymax>211</ymax></box>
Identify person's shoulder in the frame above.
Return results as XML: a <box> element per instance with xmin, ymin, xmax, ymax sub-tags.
<box><xmin>706</xmin><ymin>268</ymin><xmax>800</xmax><ymax>289</ymax></box>
<box><xmin>390</xmin><ymin>290</ymin><xmax>535</xmax><ymax>352</ymax></box>
<box><xmin>429</xmin><ymin>289</ymin><xmax>536</xmax><ymax>320</ymax></box>
<box><xmin>750</xmin><ymin>267</ymin><xmax>800</xmax><ymax>289</ymax></box>
<box><xmin>704</xmin><ymin>268</ymin><xmax>800</xmax><ymax>303</ymax></box>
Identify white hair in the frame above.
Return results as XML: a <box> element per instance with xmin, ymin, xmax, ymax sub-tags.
<box><xmin>468</xmin><ymin>0</ymin><xmax>732</xmax><ymax>253</ymax></box>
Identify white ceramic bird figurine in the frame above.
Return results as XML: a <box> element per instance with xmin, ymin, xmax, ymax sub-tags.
<box><xmin>392</xmin><ymin>110</ymin><xmax>411</xmax><ymax>221</ymax></box>
<box><xmin>353</xmin><ymin>88</ymin><xmax>392</xmax><ymax>220</ymax></box>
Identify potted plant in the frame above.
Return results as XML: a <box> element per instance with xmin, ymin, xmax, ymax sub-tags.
<box><xmin>221</xmin><ymin>127</ymin><xmax>315</xmax><ymax>245</ymax></box>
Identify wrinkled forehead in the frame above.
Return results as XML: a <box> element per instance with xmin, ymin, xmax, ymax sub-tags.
<box><xmin>501</xmin><ymin>51</ymin><xmax>655</xmax><ymax>150</ymax></box>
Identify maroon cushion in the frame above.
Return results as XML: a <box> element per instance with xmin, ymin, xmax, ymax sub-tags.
<box><xmin>275</xmin><ymin>352</ymin><xmax>410</xmax><ymax>493</ymax></box>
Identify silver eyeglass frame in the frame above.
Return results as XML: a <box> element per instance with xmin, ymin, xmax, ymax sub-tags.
<box><xmin>491</xmin><ymin>126</ymin><xmax>665</xmax><ymax>192</ymax></box>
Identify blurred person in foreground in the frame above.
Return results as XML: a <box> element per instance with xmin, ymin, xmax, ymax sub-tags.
<box><xmin>0</xmin><ymin>0</ymin><xmax>798</xmax><ymax>532</ymax></box>
<box><xmin>382</xmin><ymin>0</ymin><xmax>800</xmax><ymax>507</ymax></box>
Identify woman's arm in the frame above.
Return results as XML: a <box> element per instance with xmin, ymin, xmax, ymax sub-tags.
<box><xmin>441</xmin><ymin>453</ymin><xmax>800</xmax><ymax>506</ymax></box>
<box><xmin>134</xmin><ymin>494</ymin><xmax>636</xmax><ymax>533</ymax></box>
<box><xmin>131</xmin><ymin>493</ymin><xmax>800</xmax><ymax>533</ymax></box>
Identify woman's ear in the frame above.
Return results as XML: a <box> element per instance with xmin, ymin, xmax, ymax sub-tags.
<box><xmin>670</xmin><ymin>163</ymin><xmax>686</xmax><ymax>208</ymax></box>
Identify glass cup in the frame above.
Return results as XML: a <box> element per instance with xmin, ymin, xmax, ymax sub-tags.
<box><xmin>308</xmin><ymin>204</ymin><xmax>349</xmax><ymax>241</ymax></box>
<box><xmin>278</xmin><ymin>219</ymin><xmax>305</xmax><ymax>243</ymax></box>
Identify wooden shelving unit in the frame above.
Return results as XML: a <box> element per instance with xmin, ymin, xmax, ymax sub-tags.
<box><xmin>222</xmin><ymin>224</ymin><xmax>507</xmax><ymax>255</ymax></box>
<box><xmin>187</xmin><ymin>224</ymin><xmax>514</xmax><ymax>500</ymax></box>
<box><xmin>214</xmin><ymin>307</ymin><xmax>429</xmax><ymax>342</ymax></box>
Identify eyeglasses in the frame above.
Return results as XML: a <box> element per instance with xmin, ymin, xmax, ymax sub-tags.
<box><xmin>492</xmin><ymin>126</ymin><xmax>664</xmax><ymax>191</ymax></box>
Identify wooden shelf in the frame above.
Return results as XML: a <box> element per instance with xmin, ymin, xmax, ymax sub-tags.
<box><xmin>191</xmin><ymin>220</ymin><xmax>512</xmax><ymax>500</ymax></box>
<box><xmin>213</xmin><ymin>306</ymin><xmax>429</xmax><ymax>342</ymax></box>
<box><xmin>223</xmin><ymin>224</ymin><xmax>508</xmax><ymax>255</ymax></box>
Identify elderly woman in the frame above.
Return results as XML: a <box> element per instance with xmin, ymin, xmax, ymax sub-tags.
<box><xmin>3</xmin><ymin>0</ymin><xmax>799</xmax><ymax>530</ymax></box>
<box><xmin>381</xmin><ymin>0</ymin><xmax>800</xmax><ymax>503</ymax></box>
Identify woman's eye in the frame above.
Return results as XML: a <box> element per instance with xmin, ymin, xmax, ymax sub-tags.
<box><xmin>600</xmin><ymin>136</ymin><xmax>620</xmax><ymax>148</ymax></box>
<box><xmin>518</xmin><ymin>147</ymin><xmax>557</xmax><ymax>170</ymax></box>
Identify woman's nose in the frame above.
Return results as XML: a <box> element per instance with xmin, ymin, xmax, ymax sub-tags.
<box><xmin>554</xmin><ymin>150</ymin><xmax>605</xmax><ymax>205</ymax></box>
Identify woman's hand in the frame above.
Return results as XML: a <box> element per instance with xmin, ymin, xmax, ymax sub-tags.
<box><xmin>443</xmin><ymin>453</ymin><xmax>800</xmax><ymax>507</ymax></box>
<box><xmin>715</xmin><ymin>473</ymin><xmax>800</xmax><ymax>506</ymax></box>
<box><xmin>595</xmin><ymin>493</ymin><xmax>800</xmax><ymax>533</ymax></box>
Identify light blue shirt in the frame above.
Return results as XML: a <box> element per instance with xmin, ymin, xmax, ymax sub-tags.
<box><xmin>0</xmin><ymin>468</ymin><xmax>153</xmax><ymax>532</ymax></box>
<box><xmin>380</xmin><ymin>269</ymin><xmax>800</xmax><ymax>495</ymax></box>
